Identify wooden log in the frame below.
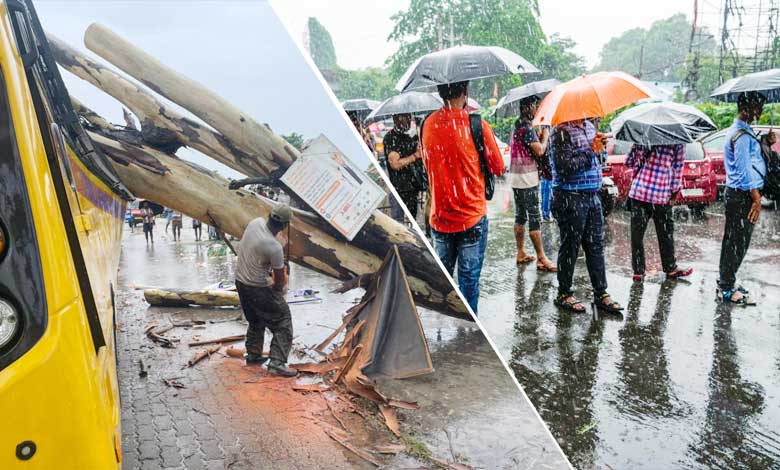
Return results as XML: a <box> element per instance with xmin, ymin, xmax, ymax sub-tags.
<box><xmin>48</xmin><ymin>34</ymin><xmax>276</xmax><ymax>175</ymax></box>
<box><xmin>89</xmin><ymin>131</ymin><xmax>466</xmax><ymax>317</ymax></box>
<box><xmin>84</xmin><ymin>23</ymin><xmax>296</xmax><ymax>170</ymax></box>
<box><xmin>187</xmin><ymin>345</ymin><xmax>222</xmax><ymax>367</ymax></box>
<box><xmin>144</xmin><ymin>288</ymin><xmax>239</xmax><ymax>307</ymax></box>
<box><xmin>188</xmin><ymin>335</ymin><xmax>245</xmax><ymax>347</ymax></box>
<box><xmin>52</xmin><ymin>34</ymin><xmax>464</xmax><ymax>318</ymax></box>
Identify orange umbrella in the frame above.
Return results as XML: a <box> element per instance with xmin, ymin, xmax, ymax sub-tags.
<box><xmin>532</xmin><ymin>71</ymin><xmax>654</xmax><ymax>126</ymax></box>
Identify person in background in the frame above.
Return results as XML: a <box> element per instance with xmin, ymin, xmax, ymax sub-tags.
<box><xmin>508</xmin><ymin>96</ymin><xmax>556</xmax><ymax>272</ymax></box>
<box><xmin>540</xmin><ymin>160</ymin><xmax>553</xmax><ymax>222</ymax></box>
<box><xmin>348</xmin><ymin>111</ymin><xmax>376</xmax><ymax>156</ymax></box>
<box><xmin>422</xmin><ymin>80</ymin><xmax>505</xmax><ymax>314</ymax></box>
<box><xmin>171</xmin><ymin>210</ymin><xmax>183</xmax><ymax>242</ymax></box>
<box><xmin>165</xmin><ymin>208</ymin><xmax>173</xmax><ymax>233</ymax></box>
<box><xmin>192</xmin><ymin>218</ymin><xmax>203</xmax><ymax>241</ymax></box>
<box><xmin>550</xmin><ymin>118</ymin><xmax>622</xmax><ymax>314</ymax></box>
<box><xmin>384</xmin><ymin>112</ymin><xmax>425</xmax><ymax>222</ymax></box>
<box><xmin>717</xmin><ymin>92</ymin><xmax>767</xmax><ymax>305</ymax></box>
<box><xmin>140</xmin><ymin>201</ymin><xmax>155</xmax><ymax>245</ymax></box>
<box><xmin>625</xmin><ymin>143</ymin><xmax>693</xmax><ymax>281</ymax></box>
<box><xmin>235</xmin><ymin>205</ymin><xmax>296</xmax><ymax>377</ymax></box>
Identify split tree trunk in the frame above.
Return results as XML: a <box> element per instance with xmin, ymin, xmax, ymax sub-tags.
<box><xmin>52</xmin><ymin>29</ymin><xmax>468</xmax><ymax>318</ymax></box>
<box><xmin>89</xmin><ymin>129</ymin><xmax>467</xmax><ymax>317</ymax></box>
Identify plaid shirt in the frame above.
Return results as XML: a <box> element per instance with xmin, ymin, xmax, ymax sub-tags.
<box><xmin>550</xmin><ymin>120</ymin><xmax>602</xmax><ymax>191</ymax></box>
<box><xmin>626</xmin><ymin>144</ymin><xmax>685</xmax><ymax>204</ymax></box>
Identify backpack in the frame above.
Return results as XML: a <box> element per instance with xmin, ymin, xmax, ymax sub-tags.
<box><xmin>512</xmin><ymin>122</ymin><xmax>552</xmax><ymax>180</ymax></box>
<box><xmin>468</xmin><ymin>114</ymin><xmax>495</xmax><ymax>200</ymax></box>
<box><xmin>730</xmin><ymin>129</ymin><xmax>780</xmax><ymax>200</ymax></box>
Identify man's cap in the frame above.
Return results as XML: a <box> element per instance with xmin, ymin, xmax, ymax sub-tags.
<box><xmin>270</xmin><ymin>204</ymin><xmax>292</xmax><ymax>224</ymax></box>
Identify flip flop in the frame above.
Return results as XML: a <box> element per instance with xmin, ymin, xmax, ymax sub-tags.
<box><xmin>554</xmin><ymin>294</ymin><xmax>586</xmax><ymax>313</ymax></box>
<box><xmin>721</xmin><ymin>289</ymin><xmax>757</xmax><ymax>306</ymax></box>
<box><xmin>666</xmin><ymin>267</ymin><xmax>693</xmax><ymax>279</ymax></box>
<box><xmin>516</xmin><ymin>254</ymin><xmax>536</xmax><ymax>265</ymax></box>
<box><xmin>537</xmin><ymin>261</ymin><xmax>557</xmax><ymax>272</ymax></box>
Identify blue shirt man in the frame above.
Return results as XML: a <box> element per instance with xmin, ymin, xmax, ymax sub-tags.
<box><xmin>724</xmin><ymin>119</ymin><xmax>766</xmax><ymax>191</ymax></box>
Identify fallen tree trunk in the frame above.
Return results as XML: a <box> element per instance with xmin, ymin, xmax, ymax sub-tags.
<box><xmin>85</xmin><ymin>23</ymin><xmax>296</xmax><ymax>171</ymax></box>
<box><xmin>143</xmin><ymin>288</ymin><xmax>239</xmax><ymax>307</ymax></box>
<box><xmin>69</xmin><ymin>27</ymin><xmax>454</xmax><ymax>307</ymax></box>
<box><xmin>89</xmin><ymin>130</ymin><xmax>467</xmax><ymax>317</ymax></box>
<box><xmin>48</xmin><ymin>34</ymin><xmax>276</xmax><ymax>175</ymax></box>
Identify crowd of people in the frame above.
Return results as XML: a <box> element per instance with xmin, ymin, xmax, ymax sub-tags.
<box><xmin>370</xmin><ymin>83</ymin><xmax>771</xmax><ymax>314</ymax></box>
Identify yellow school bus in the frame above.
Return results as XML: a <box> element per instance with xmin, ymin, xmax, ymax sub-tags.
<box><xmin>0</xmin><ymin>1</ymin><xmax>131</xmax><ymax>468</ymax></box>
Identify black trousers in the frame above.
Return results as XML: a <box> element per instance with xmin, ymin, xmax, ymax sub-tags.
<box><xmin>235</xmin><ymin>280</ymin><xmax>292</xmax><ymax>363</ymax></box>
<box><xmin>630</xmin><ymin>199</ymin><xmax>676</xmax><ymax>275</ymax></box>
<box><xmin>718</xmin><ymin>188</ymin><xmax>755</xmax><ymax>290</ymax></box>
<box><xmin>398</xmin><ymin>190</ymin><xmax>419</xmax><ymax>219</ymax></box>
<box><xmin>552</xmin><ymin>190</ymin><xmax>608</xmax><ymax>298</ymax></box>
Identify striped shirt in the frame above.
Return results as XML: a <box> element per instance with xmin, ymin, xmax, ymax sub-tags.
<box><xmin>626</xmin><ymin>144</ymin><xmax>685</xmax><ymax>204</ymax></box>
<box><xmin>550</xmin><ymin>120</ymin><xmax>602</xmax><ymax>191</ymax></box>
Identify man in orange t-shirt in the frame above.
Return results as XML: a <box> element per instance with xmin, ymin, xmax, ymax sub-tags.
<box><xmin>421</xmin><ymin>80</ymin><xmax>504</xmax><ymax>314</ymax></box>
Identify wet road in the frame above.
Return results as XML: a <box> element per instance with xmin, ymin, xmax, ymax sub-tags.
<box><xmin>478</xmin><ymin>182</ymin><xmax>780</xmax><ymax>469</ymax></box>
<box><xmin>117</xmin><ymin>218</ymin><xmax>569</xmax><ymax>469</ymax></box>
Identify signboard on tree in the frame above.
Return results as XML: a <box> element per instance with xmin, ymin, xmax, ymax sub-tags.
<box><xmin>281</xmin><ymin>134</ymin><xmax>384</xmax><ymax>241</ymax></box>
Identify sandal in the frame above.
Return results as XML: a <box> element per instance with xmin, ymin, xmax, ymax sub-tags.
<box><xmin>554</xmin><ymin>294</ymin><xmax>586</xmax><ymax>313</ymax></box>
<box><xmin>537</xmin><ymin>260</ymin><xmax>557</xmax><ymax>272</ymax></box>
<box><xmin>720</xmin><ymin>288</ymin><xmax>756</xmax><ymax>306</ymax></box>
<box><xmin>666</xmin><ymin>266</ymin><xmax>693</xmax><ymax>279</ymax></box>
<box><xmin>516</xmin><ymin>254</ymin><xmax>536</xmax><ymax>265</ymax></box>
<box><xmin>596</xmin><ymin>293</ymin><xmax>624</xmax><ymax>313</ymax></box>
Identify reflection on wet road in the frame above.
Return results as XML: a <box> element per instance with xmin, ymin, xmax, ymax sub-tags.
<box><xmin>479</xmin><ymin>182</ymin><xmax>780</xmax><ymax>469</ymax></box>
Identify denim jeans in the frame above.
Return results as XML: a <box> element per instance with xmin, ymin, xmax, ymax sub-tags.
<box><xmin>431</xmin><ymin>216</ymin><xmax>489</xmax><ymax>315</ymax></box>
<box><xmin>540</xmin><ymin>177</ymin><xmax>553</xmax><ymax>219</ymax></box>
<box><xmin>552</xmin><ymin>190</ymin><xmax>607</xmax><ymax>299</ymax></box>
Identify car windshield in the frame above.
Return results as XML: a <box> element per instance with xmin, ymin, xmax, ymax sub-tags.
<box><xmin>702</xmin><ymin>134</ymin><xmax>726</xmax><ymax>152</ymax></box>
<box><xmin>612</xmin><ymin>140</ymin><xmax>633</xmax><ymax>155</ymax></box>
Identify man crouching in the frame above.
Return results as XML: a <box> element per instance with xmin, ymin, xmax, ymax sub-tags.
<box><xmin>235</xmin><ymin>205</ymin><xmax>297</xmax><ymax>377</ymax></box>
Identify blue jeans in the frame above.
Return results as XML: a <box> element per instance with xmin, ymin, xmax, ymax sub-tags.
<box><xmin>540</xmin><ymin>177</ymin><xmax>552</xmax><ymax>220</ymax></box>
<box><xmin>431</xmin><ymin>216</ymin><xmax>489</xmax><ymax>315</ymax></box>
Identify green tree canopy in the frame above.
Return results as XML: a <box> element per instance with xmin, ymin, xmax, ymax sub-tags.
<box><xmin>336</xmin><ymin>67</ymin><xmax>397</xmax><ymax>101</ymax></box>
<box><xmin>386</xmin><ymin>0</ymin><xmax>548</xmax><ymax>103</ymax></box>
<box><xmin>281</xmin><ymin>132</ymin><xmax>305</xmax><ymax>151</ymax></box>
<box><xmin>308</xmin><ymin>17</ymin><xmax>337</xmax><ymax>70</ymax></box>
<box><xmin>594</xmin><ymin>14</ymin><xmax>716</xmax><ymax>81</ymax></box>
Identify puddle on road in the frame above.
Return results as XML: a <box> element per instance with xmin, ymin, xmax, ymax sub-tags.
<box><xmin>479</xmin><ymin>182</ymin><xmax>780</xmax><ymax>469</ymax></box>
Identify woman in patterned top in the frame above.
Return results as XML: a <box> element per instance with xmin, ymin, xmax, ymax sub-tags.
<box><xmin>626</xmin><ymin>144</ymin><xmax>693</xmax><ymax>281</ymax></box>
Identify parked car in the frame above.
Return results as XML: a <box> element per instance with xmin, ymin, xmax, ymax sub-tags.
<box><xmin>606</xmin><ymin>139</ymin><xmax>717</xmax><ymax>210</ymax></box>
<box><xmin>700</xmin><ymin>125</ymin><xmax>780</xmax><ymax>195</ymax></box>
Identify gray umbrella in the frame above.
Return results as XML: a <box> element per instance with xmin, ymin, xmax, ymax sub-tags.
<box><xmin>610</xmin><ymin>101</ymin><xmax>717</xmax><ymax>145</ymax></box>
<box><xmin>342</xmin><ymin>99</ymin><xmax>381</xmax><ymax>119</ymax></box>
<box><xmin>494</xmin><ymin>78</ymin><xmax>561</xmax><ymax>118</ymax></box>
<box><xmin>710</xmin><ymin>68</ymin><xmax>780</xmax><ymax>102</ymax></box>
<box><xmin>365</xmin><ymin>92</ymin><xmax>443</xmax><ymax>122</ymax></box>
<box><xmin>395</xmin><ymin>45</ymin><xmax>540</xmax><ymax>92</ymax></box>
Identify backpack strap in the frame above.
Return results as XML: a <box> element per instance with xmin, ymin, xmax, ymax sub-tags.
<box><xmin>730</xmin><ymin>129</ymin><xmax>757</xmax><ymax>151</ymax></box>
<box><xmin>469</xmin><ymin>113</ymin><xmax>486</xmax><ymax>164</ymax></box>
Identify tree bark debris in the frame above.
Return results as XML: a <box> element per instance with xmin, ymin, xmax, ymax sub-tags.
<box><xmin>187</xmin><ymin>345</ymin><xmax>222</xmax><ymax>367</ymax></box>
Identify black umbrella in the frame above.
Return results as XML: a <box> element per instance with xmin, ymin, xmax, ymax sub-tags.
<box><xmin>342</xmin><ymin>98</ymin><xmax>380</xmax><ymax>121</ymax></box>
<box><xmin>610</xmin><ymin>102</ymin><xmax>717</xmax><ymax>145</ymax></box>
<box><xmin>137</xmin><ymin>199</ymin><xmax>165</xmax><ymax>215</ymax></box>
<box><xmin>395</xmin><ymin>45</ymin><xmax>540</xmax><ymax>93</ymax></box>
<box><xmin>494</xmin><ymin>78</ymin><xmax>561</xmax><ymax>118</ymax></box>
<box><xmin>365</xmin><ymin>92</ymin><xmax>443</xmax><ymax>122</ymax></box>
<box><xmin>710</xmin><ymin>68</ymin><xmax>780</xmax><ymax>102</ymax></box>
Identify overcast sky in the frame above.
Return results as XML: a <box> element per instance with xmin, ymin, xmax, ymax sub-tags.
<box><xmin>272</xmin><ymin>0</ymin><xmax>717</xmax><ymax>70</ymax></box>
<box><xmin>36</xmin><ymin>0</ymin><xmax>371</xmax><ymax>179</ymax></box>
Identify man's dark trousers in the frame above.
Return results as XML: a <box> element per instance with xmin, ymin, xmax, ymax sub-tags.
<box><xmin>718</xmin><ymin>188</ymin><xmax>755</xmax><ymax>291</ymax></box>
<box><xmin>630</xmin><ymin>199</ymin><xmax>676</xmax><ymax>275</ymax></box>
<box><xmin>552</xmin><ymin>190</ymin><xmax>608</xmax><ymax>298</ymax></box>
<box><xmin>236</xmin><ymin>280</ymin><xmax>292</xmax><ymax>363</ymax></box>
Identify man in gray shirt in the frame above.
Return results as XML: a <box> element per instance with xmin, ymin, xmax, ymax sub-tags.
<box><xmin>235</xmin><ymin>204</ymin><xmax>296</xmax><ymax>376</ymax></box>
